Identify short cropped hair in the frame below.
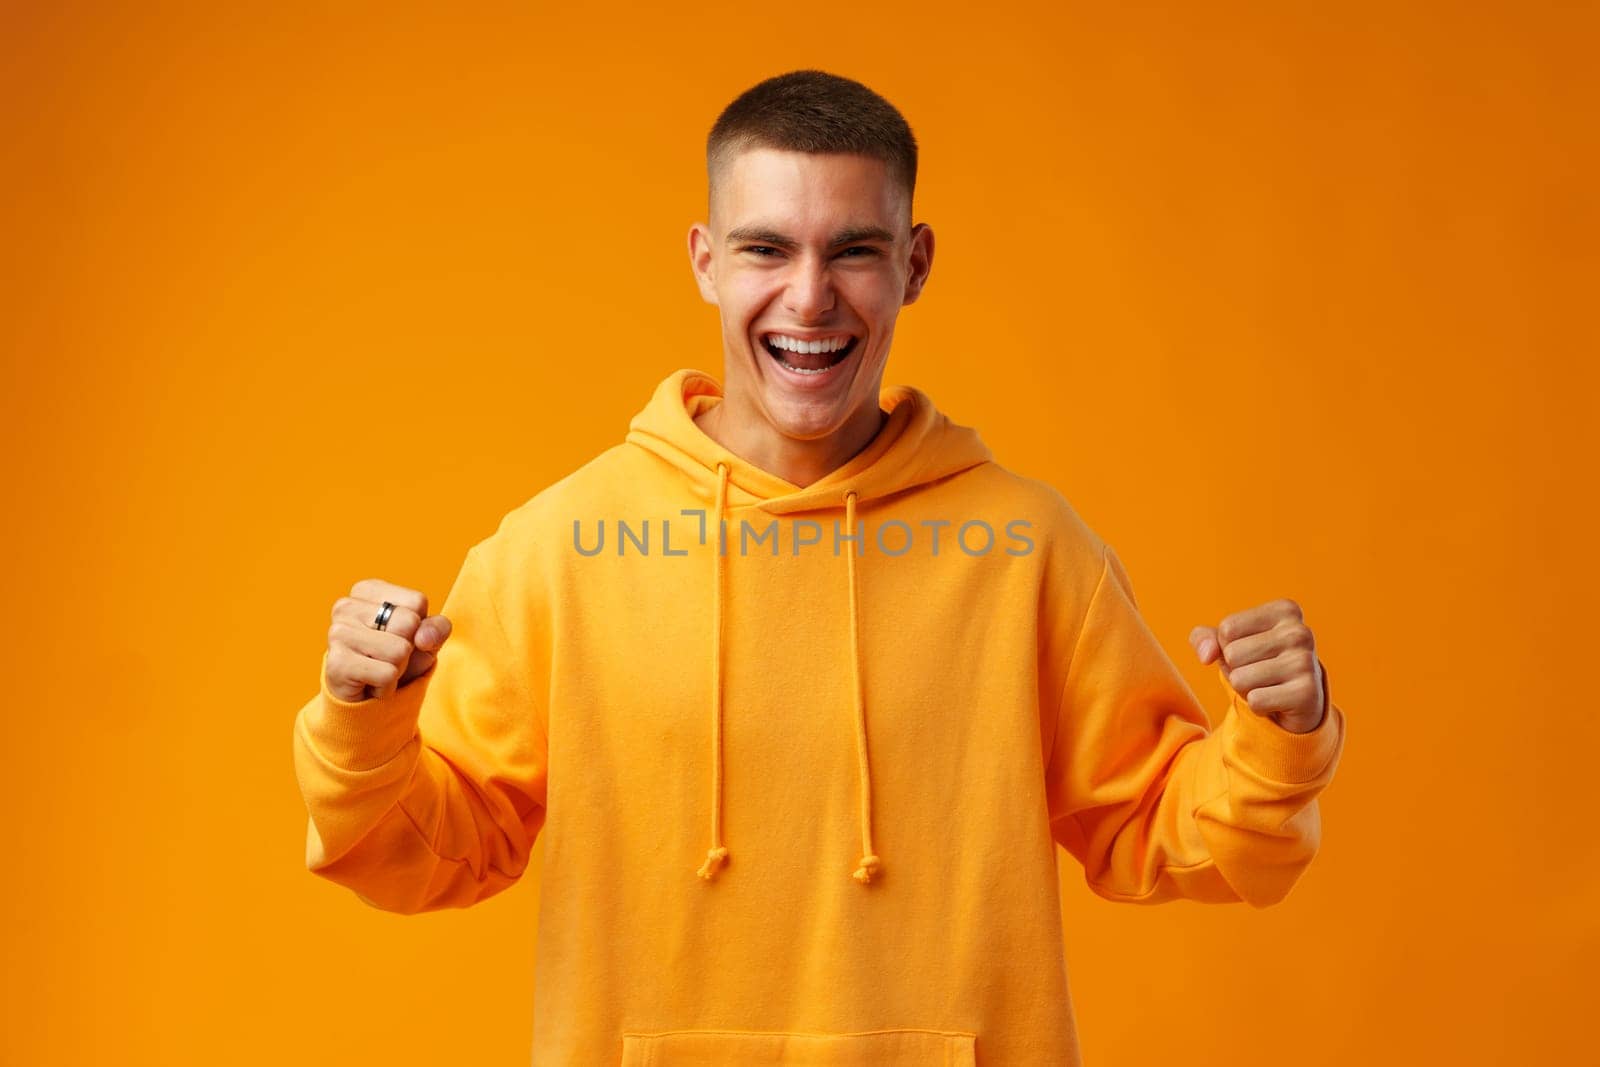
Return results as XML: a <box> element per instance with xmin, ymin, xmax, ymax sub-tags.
<box><xmin>706</xmin><ymin>69</ymin><xmax>919</xmax><ymax>225</ymax></box>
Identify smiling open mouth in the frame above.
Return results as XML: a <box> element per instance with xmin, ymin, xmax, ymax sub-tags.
<box><xmin>761</xmin><ymin>333</ymin><xmax>859</xmax><ymax>375</ymax></box>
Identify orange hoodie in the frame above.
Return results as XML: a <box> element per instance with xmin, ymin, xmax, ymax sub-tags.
<box><xmin>292</xmin><ymin>367</ymin><xmax>1346</xmax><ymax>1066</ymax></box>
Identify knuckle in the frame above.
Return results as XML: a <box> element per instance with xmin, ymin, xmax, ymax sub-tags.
<box><xmin>326</xmin><ymin>647</ymin><xmax>354</xmax><ymax>681</ymax></box>
<box><xmin>393</xmin><ymin>606</ymin><xmax>422</xmax><ymax>641</ymax></box>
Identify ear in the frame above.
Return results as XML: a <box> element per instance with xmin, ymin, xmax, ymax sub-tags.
<box><xmin>687</xmin><ymin>222</ymin><xmax>719</xmax><ymax>306</ymax></box>
<box><xmin>902</xmin><ymin>222</ymin><xmax>934</xmax><ymax>306</ymax></box>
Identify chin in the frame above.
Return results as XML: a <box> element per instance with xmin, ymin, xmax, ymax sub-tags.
<box><xmin>761</xmin><ymin>395</ymin><xmax>853</xmax><ymax>442</ymax></box>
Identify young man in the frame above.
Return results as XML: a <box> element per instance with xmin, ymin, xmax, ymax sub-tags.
<box><xmin>294</xmin><ymin>69</ymin><xmax>1346</xmax><ymax>1066</ymax></box>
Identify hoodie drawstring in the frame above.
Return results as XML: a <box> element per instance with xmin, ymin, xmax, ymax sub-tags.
<box><xmin>844</xmin><ymin>489</ymin><xmax>881</xmax><ymax>884</ymax></box>
<box><xmin>697</xmin><ymin>462</ymin><xmax>733</xmax><ymax>881</ymax></box>
<box><xmin>695</xmin><ymin>468</ymin><xmax>880</xmax><ymax>887</ymax></box>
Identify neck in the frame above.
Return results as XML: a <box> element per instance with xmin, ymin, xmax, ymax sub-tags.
<box><xmin>694</xmin><ymin>397</ymin><xmax>890</xmax><ymax>489</ymax></box>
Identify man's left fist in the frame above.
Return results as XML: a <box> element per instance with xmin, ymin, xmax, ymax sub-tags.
<box><xmin>1189</xmin><ymin>598</ymin><xmax>1328</xmax><ymax>734</ymax></box>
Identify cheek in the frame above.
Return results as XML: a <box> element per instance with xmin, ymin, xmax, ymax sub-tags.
<box><xmin>725</xmin><ymin>274</ymin><xmax>780</xmax><ymax>323</ymax></box>
<box><xmin>846</xmin><ymin>278</ymin><xmax>900</xmax><ymax>326</ymax></box>
<box><xmin>846</xmin><ymin>261</ymin><xmax>897</xmax><ymax>293</ymax></box>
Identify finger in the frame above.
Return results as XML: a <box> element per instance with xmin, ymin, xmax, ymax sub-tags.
<box><xmin>1232</xmin><ymin>670</ymin><xmax>1321</xmax><ymax>717</ymax></box>
<box><xmin>400</xmin><ymin>616</ymin><xmax>453</xmax><ymax>684</ymax></box>
<box><xmin>399</xmin><ymin>647</ymin><xmax>439</xmax><ymax>686</ymax></box>
<box><xmin>1217</xmin><ymin>598</ymin><xmax>1303</xmax><ymax>645</ymax></box>
<box><xmin>1221</xmin><ymin>647</ymin><xmax>1318</xmax><ymax>709</ymax></box>
<box><xmin>349</xmin><ymin>579</ymin><xmax>429</xmax><ymax>622</ymax></box>
<box><xmin>333</xmin><ymin>596</ymin><xmax>423</xmax><ymax>644</ymax></box>
<box><xmin>1188</xmin><ymin>625</ymin><xmax>1220</xmax><ymax>664</ymax></box>
<box><xmin>414</xmin><ymin>613</ymin><xmax>452</xmax><ymax>652</ymax></box>
<box><xmin>327</xmin><ymin>617</ymin><xmax>413</xmax><ymax>666</ymax></box>
<box><xmin>1218</xmin><ymin>620</ymin><xmax>1314</xmax><ymax>670</ymax></box>
<box><xmin>326</xmin><ymin>643</ymin><xmax>402</xmax><ymax>698</ymax></box>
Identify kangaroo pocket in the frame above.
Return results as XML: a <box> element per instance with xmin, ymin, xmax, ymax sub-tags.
<box><xmin>620</xmin><ymin>1028</ymin><xmax>978</xmax><ymax>1066</ymax></box>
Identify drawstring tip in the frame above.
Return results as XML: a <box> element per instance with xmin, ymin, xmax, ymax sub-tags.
<box><xmin>852</xmin><ymin>854</ymin><xmax>881</xmax><ymax>885</ymax></box>
<box><xmin>697</xmin><ymin>846</ymin><xmax>730</xmax><ymax>881</ymax></box>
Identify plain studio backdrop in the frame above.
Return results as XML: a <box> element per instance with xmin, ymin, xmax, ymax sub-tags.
<box><xmin>3</xmin><ymin>1</ymin><xmax>1594</xmax><ymax>1064</ymax></box>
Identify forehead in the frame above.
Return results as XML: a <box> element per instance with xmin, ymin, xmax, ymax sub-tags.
<box><xmin>714</xmin><ymin>147</ymin><xmax>906</xmax><ymax>235</ymax></box>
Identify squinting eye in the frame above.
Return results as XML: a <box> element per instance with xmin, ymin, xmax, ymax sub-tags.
<box><xmin>841</xmin><ymin>247</ymin><xmax>878</xmax><ymax>257</ymax></box>
<box><xmin>742</xmin><ymin>246</ymin><xmax>779</xmax><ymax>256</ymax></box>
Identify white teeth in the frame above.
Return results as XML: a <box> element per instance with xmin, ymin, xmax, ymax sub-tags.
<box><xmin>766</xmin><ymin>333</ymin><xmax>851</xmax><ymax>354</ymax></box>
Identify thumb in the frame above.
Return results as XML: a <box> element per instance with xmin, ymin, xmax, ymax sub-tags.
<box><xmin>398</xmin><ymin>615</ymin><xmax>452</xmax><ymax>687</ymax></box>
<box><xmin>416</xmin><ymin>613</ymin><xmax>453</xmax><ymax>652</ymax></box>
<box><xmin>1189</xmin><ymin>624</ymin><xmax>1221</xmax><ymax>665</ymax></box>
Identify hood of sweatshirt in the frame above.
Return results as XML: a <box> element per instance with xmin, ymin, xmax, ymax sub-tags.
<box><xmin>624</xmin><ymin>367</ymin><xmax>995</xmax><ymax>887</ymax></box>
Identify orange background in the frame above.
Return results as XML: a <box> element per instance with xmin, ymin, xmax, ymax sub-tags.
<box><xmin>5</xmin><ymin>2</ymin><xmax>1596</xmax><ymax>1064</ymax></box>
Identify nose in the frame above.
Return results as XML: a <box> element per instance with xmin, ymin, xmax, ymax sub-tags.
<box><xmin>782</xmin><ymin>255</ymin><xmax>835</xmax><ymax>321</ymax></box>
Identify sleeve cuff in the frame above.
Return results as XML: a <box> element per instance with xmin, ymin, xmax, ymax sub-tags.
<box><xmin>303</xmin><ymin>649</ymin><xmax>428</xmax><ymax>771</ymax></box>
<box><xmin>1216</xmin><ymin>658</ymin><xmax>1343</xmax><ymax>784</ymax></box>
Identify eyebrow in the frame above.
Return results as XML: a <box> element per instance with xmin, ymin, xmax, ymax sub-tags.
<box><xmin>724</xmin><ymin>225</ymin><xmax>897</xmax><ymax>249</ymax></box>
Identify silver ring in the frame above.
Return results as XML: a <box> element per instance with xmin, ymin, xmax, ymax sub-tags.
<box><xmin>373</xmin><ymin>601</ymin><xmax>395</xmax><ymax>631</ymax></box>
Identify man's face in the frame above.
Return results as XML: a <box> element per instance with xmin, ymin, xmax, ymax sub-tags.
<box><xmin>688</xmin><ymin>148</ymin><xmax>933</xmax><ymax>446</ymax></box>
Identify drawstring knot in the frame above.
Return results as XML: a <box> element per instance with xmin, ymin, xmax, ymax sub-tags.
<box><xmin>697</xmin><ymin>846</ymin><xmax>729</xmax><ymax>880</ymax></box>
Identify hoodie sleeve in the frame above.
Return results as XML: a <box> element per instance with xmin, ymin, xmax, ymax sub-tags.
<box><xmin>291</xmin><ymin>542</ymin><xmax>548</xmax><ymax>914</ymax></box>
<box><xmin>1045</xmin><ymin>543</ymin><xmax>1346</xmax><ymax>908</ymax></box>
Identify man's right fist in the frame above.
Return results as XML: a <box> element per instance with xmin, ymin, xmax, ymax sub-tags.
<box><xmin>324</xmin><ymin>579</ymin><xmax>453</xmax><ymax>702</ymax></box>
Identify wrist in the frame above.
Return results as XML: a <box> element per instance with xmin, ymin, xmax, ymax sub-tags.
<box><xmin>1272</xmin><ymin>706</ymin><xmax>1326</xmax><ymax>734</ymax></box>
